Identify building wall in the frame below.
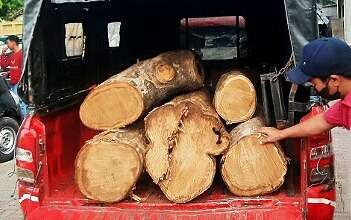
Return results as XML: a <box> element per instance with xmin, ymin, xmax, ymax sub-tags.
<box><xmin>333</xmin><ymin>127</ymin><xmax>351</xmax><ymax>219</ymax></box>
<box><xmin>345</xmin><ymin>0</ymin><xmax>351</xmax><ymax>44</ymax></box>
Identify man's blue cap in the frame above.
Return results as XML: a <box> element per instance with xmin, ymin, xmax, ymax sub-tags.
<box><xmin>288</xmin><ymin>38</ymin><xmax>351</xmax><ymax>84</ymax></box>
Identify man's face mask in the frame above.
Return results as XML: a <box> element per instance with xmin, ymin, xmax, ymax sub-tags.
<box><xmin>317</xmin><ymin>78</ymin><xmax>341</xmax><ymax>100</ymax></box>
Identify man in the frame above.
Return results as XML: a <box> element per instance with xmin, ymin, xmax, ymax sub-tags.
<box><xmin>0</xmin><ymin>35</ymin><xmax>22</xmax><ymax>90</ymax></box>
<box><xmin>0</xmin><ymin>35</ymin><xmax>27</xmax><ymax>117</ymax></box>
<box><xmin>259</xmin><ymin>37</ymin><xmax>351</xmax><ymax>143</ymax></box>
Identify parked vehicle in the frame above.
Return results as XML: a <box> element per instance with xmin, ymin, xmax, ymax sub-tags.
<box><xmin>17</xmin><ymin>0</ymin><xmax>335</xmax><ymax>219</ymax></box>
<box><xmin>0</xmin><ymin>71</ymin><xmax>21</xmax><ymax>162</ymax></box>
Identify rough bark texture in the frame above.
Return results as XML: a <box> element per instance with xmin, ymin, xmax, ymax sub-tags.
<box><xmin>80</xmin><ymin>50</ymin><xmax>204</xmax><ymax>130</ymax></box>
<box><xmin>213</xmin><ymin>70</ymin><xmax>257</xmax><ymax>124</ymax></box>
<box><xmin>75</xmin><ymin>127</ymin><xmax>146</xmax><ymax>203</ymax></box>
<box><xmin>221</xmin><ymin>117</ymin><xmax>287</xmax><ymax>196</ymax></box>
<box><xmin>144</xmin><ymin>91</ymin><xmax>230</xmax><ymax>203</ymax></box>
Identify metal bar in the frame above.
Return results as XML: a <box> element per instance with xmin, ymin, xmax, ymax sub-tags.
<box><xmin>236</xmin><ymin>15</ymin><xmax>240</xmax><ymax>59</ymax></box>
<box><xmin>260</xmin><ymin>76</ymin><xmax>272</xmax><ymax>126</ymax></box>
<box><xmin>269</xmin><ymin>75</ymin><xmax>287</xmax><ymax>128</ymax></box>
<box><xmin>185</xmin><ymin>18</ymin><xmax>190</xmax><ymax>49</ymax></box>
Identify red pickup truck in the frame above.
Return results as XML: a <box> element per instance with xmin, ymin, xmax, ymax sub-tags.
<box><xmin>16</xmin><ymin>0</ymin><xmax>335</xmax><ymax>219</ymax></box>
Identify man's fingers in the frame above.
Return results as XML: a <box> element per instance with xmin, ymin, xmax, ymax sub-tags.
<box><xmin>258</xmin><ymin>135</ymin><xmax>276</xmax><ymax>144</ymax></box>
<box><xmin>257</xmin><ymin>127</ymin><xmax>272</xmax><ymax>134</ymax></box>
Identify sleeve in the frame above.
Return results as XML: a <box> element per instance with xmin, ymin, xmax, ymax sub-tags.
<box><xmin>324</xmin><ymin>100</ymin><xmax>343</xmax><ymax>126</ymax></box>
<box><xmin>0</xmin><ymin>53</ymin><xmax>9</xmax><ymax>69</ymax></box>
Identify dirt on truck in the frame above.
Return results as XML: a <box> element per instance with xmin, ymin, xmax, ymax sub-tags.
<box><xmin>16</xmin><ymin>0</ymin><xmax>335</xmax><ymax>219</ymax></box>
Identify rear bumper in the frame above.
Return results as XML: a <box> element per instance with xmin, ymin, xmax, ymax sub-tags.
<box><xmin>25</xmin><ymin>202</ymin><xmax>305</xmax><ymax>220</ymax></box>
<box><xmin>19</xmin><ymin>180</ymin><xmax>307</xmax><ymax>220</ymax></box>
<box><xmin>27</xmin><ymin>205</ymin><xmax>305</xmax><ymax>220</ymax></box>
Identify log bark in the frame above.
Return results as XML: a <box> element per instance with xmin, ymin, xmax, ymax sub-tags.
<box><xmin>220</xmin><ymin>117</ymin><xmax>287</xmax><ymax>196</ymax></box>
<box><xmin>213</xmin><ymin>70</ymin><xmax>257</xmax><ymax>124</ymax></box>
<box><xmin>144</xmin><ymin>91</ymin><xmax>230</xmax><ymax>203</ymax></box>
<box><xmin>75</xmin><ymin>127</ymin><xmax>146</xmax><ymax>203</ymax></box>
<box><xmin>80</xmin><ymin>50</ymin><xmax>204</xmax><ymax>130</ymax></box>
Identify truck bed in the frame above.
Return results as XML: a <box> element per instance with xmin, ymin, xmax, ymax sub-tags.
<box><xmin>35</xmin><ymin>103</ymin><xmax>304</xmax><ymax>219</ymax></box>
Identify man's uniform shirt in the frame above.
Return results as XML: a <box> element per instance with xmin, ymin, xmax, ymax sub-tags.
<box><xmin>324</xmin><ymin>92</ymin><xmax>351</xmax><ymax>129</ymax></box>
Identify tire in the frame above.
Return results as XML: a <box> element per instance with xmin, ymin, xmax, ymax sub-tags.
<box><xmin>0</xmin><ymin>117</ymin><xmax>19</xmax><ymax>163</ymax></box>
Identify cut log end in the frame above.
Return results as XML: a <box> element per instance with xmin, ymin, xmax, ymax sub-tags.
<box><xmin>79</xmin><ymin>50</ymin><xmax>204</xmax><ymax>131</ymax></box>
<box><xmin>155</xmin><ymin>64</ymin><xmax>176</xmax><ymax>83</ymax></box>
<box><xmin>145</xmin><ymin>91</ymin><xmax>230</xmax><ymax>203</ymax></box>
<box><xmin>80</xmin><ymin>83</ymin><xmax>143</xmax><ymax>130</ymax></box>
<box><xmin>221</xmin><ymin>117</ymin><xmax>287</xmax><ymax>196</ymax></box>
<box><xmin>75</xmin><ymin>141</ymin><xmax>143</xmax><ymax>203</ymax></box>
<box><xmin>214</xmin><ymin>73</ymin><xmax>256</xmax><ymax>124</ymax></box>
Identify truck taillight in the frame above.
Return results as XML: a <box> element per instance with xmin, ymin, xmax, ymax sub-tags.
<box><xmin>301</xmin><ymin>104</ymin><xmax>335</xmax><ymax>187</ymax></box>
<box><xmin>310</xmin><ymin>144</ymin><xmax>331</xmax><ymax>160</ymax></box>
<box><xmin>16</xmin><ymin>147</ymin><xmax>34</xmax><ymax>162</ymax></box>
<box><xmin>307</xmin><ymin>143</ymin><xmax>334</xmax><ymax>186</ymax></box>
<box><xmin>309</xmin><ymin>165</ymin><xmax>333</xmax><ymax>184</ymax></box>
<box><xmin>17</xmin><ymin>167</ymin><xmax>35</xmax><ymax>183</ymax></box>
<box><xmin>16</xmin><ymin>116</ymin><xmax>45</xmax><ymax>184</ymax></box>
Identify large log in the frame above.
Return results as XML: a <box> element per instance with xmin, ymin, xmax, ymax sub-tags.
<box><xmin>144</xmin><ymin>91</ymin><xmax>231</xmax><ymax>203</ymax></box>
<box><xmin>221</xmin><ymin>117</ymin><xmax>287</xmax><ymax>196</ymax></box>
<box><xmin>80</xmin><ymin>50</ymin><xmax>204</xmax><ymax>130</ymax></box>
<box><xmin>213</xmin><ymin>70</ymin><xmax>257</xmax><ymax>124</ymax></box>
<box><xmin>75</xmin><ymin>127</ymin><xmax>146</xmax><ymax>203</ymax></box>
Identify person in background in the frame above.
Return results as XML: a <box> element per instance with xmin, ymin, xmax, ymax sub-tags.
<box><xmin>259</xmin><ymin>37</ymin><xmax>351</xmax><ymax>143</ymax></box>
<box><xmin>0</xmin><ymin>35</ymin><xmax>22</xmax><ymax>91</ymax></box>
<box><xmin>0</xmin><ymin>35</ymin><xmax>27</xmax><ymax>117</ymax></box>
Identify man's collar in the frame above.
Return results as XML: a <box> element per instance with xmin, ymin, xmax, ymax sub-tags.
<box><xmin>342</xmin><ymin>91</ymin><xmax>351</xmax><ymax>107</ymax></box>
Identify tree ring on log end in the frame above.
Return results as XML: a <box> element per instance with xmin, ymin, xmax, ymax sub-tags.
<box><xmin>75</xmin><ymin>142</ymin><xmax>143</xmax><ymax>203</ymax></box>
<box><xmin>155</xmin><ymin>64</ymin><xmax>176</xmax><ymax>84</ymax></box>
<box><xmin>80</xmin><ymin>82</ymin><xmax>143</xmax><ymax>130</ymax></box>
<box><xmin>214</xmin><ymin>74</ymin><xmax>256</xmax><ymax>124</ymax></box>
<box><xmin>221</xmin><ymin>134</ymin><xmax>287</xmax><ymax>196</ymax></box>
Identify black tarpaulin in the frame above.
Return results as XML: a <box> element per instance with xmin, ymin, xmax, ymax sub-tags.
<box><xmin>22</xmin><ymin>0</ymin><xmax>44</xmax><ymax>77</ymax></box>
<box><xmin>22</xmin><ymin>0</ymin><xmax>318</xmax><ymax>107</ymax></box>
<box><xmin>22</xmin><ymin>0</ymin><xmax>317</xmax><ymax>70</ymax></box>
<box><xmin>284</xmin><ymin>0</ymin><xmax>318</xmax><ymax>62</ymax></box>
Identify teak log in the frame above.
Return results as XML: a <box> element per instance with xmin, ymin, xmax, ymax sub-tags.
<box><xmin>213</xmin><ymin>70</ymin><xmax>257</xmax><ymax>124</ymax></box>
<box><xmin>80</xmin><ymin>50</ymin><xmax>204</xmax><ymax>130</ymax></box>
<box><xmin>221</xmin><ymin>117</ymin><xmax>287</xmax><ymax>196</ymax></box>
<box><xmin>144</xmin><ymin>91</ymin><xmax>231</xmax><ymax>203</ymax></box>
<box><xmin>75</xmin><ymin>127</ymin><xmax>146</xmax><ymax>203</ymax></box>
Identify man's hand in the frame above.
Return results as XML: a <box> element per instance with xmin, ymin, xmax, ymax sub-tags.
<box><xmin>1</xmin><ymin>47</ymin><xmax>8</xmax><ymax>54</ymax></box>
<box><xmin>257</xmin><ymin>127</ymin><xmax>285</xmax><ymax>144</ymax></box>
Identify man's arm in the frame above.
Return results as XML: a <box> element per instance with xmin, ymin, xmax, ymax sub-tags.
<box><xmin>0</xmin><ymin>48</ymin><xmax>9</xmax><ymax>69</ymax></box>
<box><xmin>258</xmin><ymin>113</ymin><xmax>335</xmax><ymax>143</ymax></box>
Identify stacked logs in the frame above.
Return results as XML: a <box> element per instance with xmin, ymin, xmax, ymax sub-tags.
<box><xmin>75</xmin><ymin>50</ymin><xmax>287</xmax><ymax>203</ymax></box>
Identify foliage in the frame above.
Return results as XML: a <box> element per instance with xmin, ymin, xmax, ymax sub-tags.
<box><xmin>0</xmin><ymin>0</ymin><xmax>24</xmax><ymax>21</ymax></box>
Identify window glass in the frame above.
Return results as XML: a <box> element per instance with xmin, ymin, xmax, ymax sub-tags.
<box><xmin>108</xmin><ymin>22</ymin><xmax>121</xmax><ymax>47</ymax></box>
<box><xmin>318</xmin><ymin>0</ymin><xmax>336</xmax><ymax>6</ymax></box>
<box><xmin>65</xmin><ymin>23</ymin><xmax>85</xmax><ymax>57</ymax></box>
<box><xmin>180</xmin><ymin>16</ymin><xmax>247</xmax><ymax>60</ymax></box>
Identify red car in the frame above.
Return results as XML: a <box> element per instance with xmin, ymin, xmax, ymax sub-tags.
<box><xmin>17</xmin><ymin>0</ymin><xmax>335</xmax><ymax>219</ymax></box>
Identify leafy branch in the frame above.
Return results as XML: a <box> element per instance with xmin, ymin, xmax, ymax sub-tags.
<box><xmin>0</xmin><ymin>0</ymin><xmax>24</xmax><ymax>21</ymax></box>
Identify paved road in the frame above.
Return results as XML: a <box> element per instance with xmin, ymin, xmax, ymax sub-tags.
<box><xmin>0</xmin><ymin>160</ymin><xmax>23</xmax><ymax>220</ymax></box>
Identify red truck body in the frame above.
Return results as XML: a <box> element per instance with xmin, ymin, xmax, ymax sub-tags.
<box><xmin>17</xmin><ymin>0</ymin><xmax>335</xmax><ymax>219</ymax></box>
<box><xmin>16</xmin><ymin>103</ymin><xmax>335</xmax><ymax>219</ymax></box>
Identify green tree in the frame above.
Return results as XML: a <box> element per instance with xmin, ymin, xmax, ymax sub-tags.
<box><xmin>0</xmin><ymin>0</ymin><xmax>24</xmax><ymax>21</ymax></box>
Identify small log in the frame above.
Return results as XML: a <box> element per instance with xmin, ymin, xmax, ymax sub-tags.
<box><xmin>80</xmin><ymin>50</ymin><xmax>204</xmax><ymax>130</ymax></box>
<box><xmin>221</xmin><ymin>117</ymin><xmax>287</xmax><ymax>196</ymax></box>
<box><xmin>144</xmin><ymin>91</ymin><xmax>231</xmax><ymax>203</ymax></box>
<box><xmin>75</xmin><ymin>127</ymin><xmax>146</xmax><ymax>203</ymax></box>
<box><xmin>213</xmin><ymin>70</ymin><xmax>257</xmax><ymax>124</ymax></box>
